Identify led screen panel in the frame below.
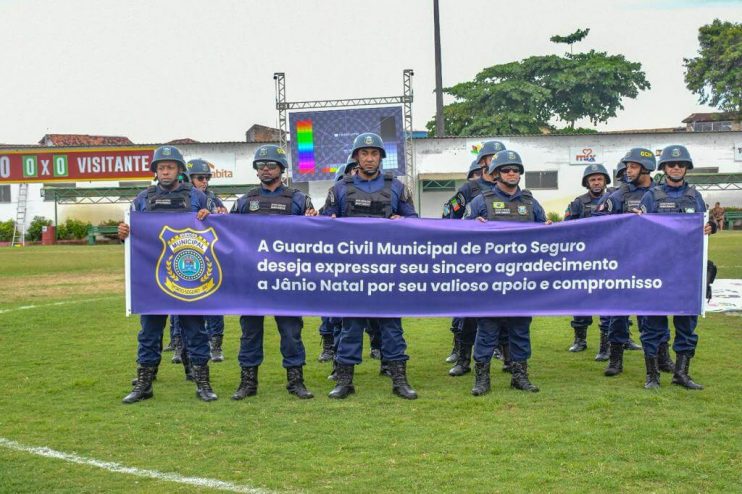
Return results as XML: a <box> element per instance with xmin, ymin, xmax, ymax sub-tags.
<box><xmin>288</xmin><ymin>106</ymin><xmax>405</xmax><ymax>182</ymax></box>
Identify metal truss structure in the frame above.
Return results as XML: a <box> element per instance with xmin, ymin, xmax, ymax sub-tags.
<box><xmin>274</xmin><ymin>70</ymin><xmax>416</xmax><ymax>198</ymax></box>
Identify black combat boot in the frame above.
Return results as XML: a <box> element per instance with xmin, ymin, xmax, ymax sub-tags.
<box><xmin>500</xmin><ymin>343</ymin><xmax>512</xmax><ymax>373</ymax></box>
<box><xmin>122</xmin><ymin>365</ymin><xmax>156</xmax><ymax>404</ymax></box>
<box><xmin>182</xmin><ymin>348</ymin><xmax>193</xmax><ymax>381</ymax></box>
<box><xmin>369</xmin><ymin>331</ymin><xmax>382</xmax><ymax>360</ymax></box>
<box><xmin>624</xmin><ymin>330</ymin><xmax>642</xmax><ymax>351</ymax></box>
<box><xmin>286</xmin><ymin>366</ymin><xmax>314</xmax><ymax>399</ymax></box>
<box><xmin>569</xmin><ymin>327</ymin><xmax>588</xmax><ymax>352</ymax></box>
<box><xmin>644</xmin><ymin>355</ymin><xmax>660</xmax><ymax>389</ymax></box>
<box><xmin>471</xmin><ymin>361</ymin><xmax>491</xmax><ymax>396</ymax></box>
<box><xmin>595</xmin><ymin>331</ymin><xmax>610</xmax><ymax>362</ymax></box>
<box><xmin>510</xmin><ymin>361</ymin><xmax>539</xmax><ymax>392</ymax></box>
<box><xmin>318</xmin><ymin>334</ymin><xmax>334</xmax><ymax>363</ymax></box>
<box><xmin>191</xmin><ymin>364</ymin><xmax>217</xmax><ymax>402</ymax></box>
<box><xmin>448</xmin><ymin>344</ymin><xmax>472</xmax><ymax>376</ymax></box>
<box><xmin>671</xmin><ymin>352</ymin><xmax>703</xmax><ymax>390</ymax></box>
<box><xmin>231</xmin><ymin>366</ymin><xmax>258</xmax><ymax>400</ymax></box>
<box><xmin>171</xmin><ymin>335</ymin><xmax>183</xmax><ymax>364</ymax></box>
<box><xmin>657</xmin><ymin>342</ymin><xmax>674</xmax><ymax>373</ymax></box>
<box><xmin>379</xmin><ymin>360</ymin><xmax>392</xmax><ymax>377</ymax></box>
<box><xmin>328</xmin><ymin>364</ymin><xmax>355</xmax><ymax>399</ymax></box>
<box><xmin>210</xmin><ymin>334</ymin><xmax>224</xmax><ymax>362</ymax></box>
<box><xmin>445</xmin><ymin>334</ymin><xmax>460</xmax><ymax>363</ymax></box>
<box><xmin>327</xmin><ymin>360</ymin><xmax>338</xmax><ymax>381</ymax></box>
<box><xmin>604</xmin><ymin>343</ymin><xmax>624</xmax><ymax>376</ymax></box>
<box><xmin>388</xmin><ymin>360</ymin><xmax>417</xmax><ymax>400</ymax></box>
<box><xmin>131</xmin><ymin>365</ymin><xmax>158</xmax><ymax>385</ymax></box>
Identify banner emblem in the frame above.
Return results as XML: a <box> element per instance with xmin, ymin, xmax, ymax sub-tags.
<box><xmin>156</xmin><ymin>227</ymin><xmax>222</xmax><ymax>302</ymax></box>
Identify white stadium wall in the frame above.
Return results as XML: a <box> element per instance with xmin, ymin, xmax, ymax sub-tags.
<box><xmin>1</xmin><ymin>132</ymin><xmax>741</xmax><ymax>226</ymax></box>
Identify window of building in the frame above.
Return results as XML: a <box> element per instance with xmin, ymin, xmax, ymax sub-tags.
<box><xmin>693</xmin><ymin>121</ymin><xmax>732</xmax><ymax>132</ymax></box>
<box><xmin>0</xmin><ymin>185</ymin><xmax>10</xmax><ymax>203</ymax></box>
<box><xmin>42</xmin><ymin>183</ymin><xmax>76</xmax><ymax>201</ymax></box>
<box><xmin>421</xmin><ymin>179</ymin><xmax>457</xmax><ymax>192</ymax></box>
<box><xmin>525</xmin><ymin>171</ymin><xmax>558</xmax><ymax>189</ymax></box>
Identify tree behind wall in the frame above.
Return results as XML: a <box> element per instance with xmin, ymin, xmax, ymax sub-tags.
<box><xmin>684</xmin><ymin>19</ymin><xmax>742</xmax><ymax>114</ymax></box>
<box><xmin>427</xmin><ymin>29</ymin><xmax>650</xmax><ymax>135</ymax></box>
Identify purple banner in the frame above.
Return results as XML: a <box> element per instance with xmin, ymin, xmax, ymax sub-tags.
<box><xmin>127</xmin><ymin>213</ymin><xmax>705</xmax><ymax>317</ymax></box>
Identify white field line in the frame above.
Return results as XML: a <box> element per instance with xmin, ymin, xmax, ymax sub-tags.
<box><xmin>0</xmin><ymin>296</ymin><xmax>118</xmax><ymax>314</ymax></box>
<box><xmin>0</xmin><ymin>437</ymin><xmax>273</xmax><ymax>494</ymax></box>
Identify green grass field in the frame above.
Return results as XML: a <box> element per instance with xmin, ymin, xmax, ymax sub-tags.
<box><xmin>1</xmin><ymin>233</ymin><xmax>740</xmax><ymax>493</ymax></box>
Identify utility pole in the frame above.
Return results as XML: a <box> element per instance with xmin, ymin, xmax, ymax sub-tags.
<box><xmin>433</xmin><ymin>0</ymin><xmax>444</xmax><ymax>137</ymax></box>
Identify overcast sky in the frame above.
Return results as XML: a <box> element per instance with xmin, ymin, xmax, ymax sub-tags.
<box><xmin>1</xmin><ymin>0</ymin><xmax>740</xmax><ymax>145</ymax></box>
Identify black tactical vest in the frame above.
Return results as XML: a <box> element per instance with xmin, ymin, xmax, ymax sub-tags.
<box><xmin>468</xmin><ymin>180</ymin><xmax>482</xmax><ymax>201</ymax></box>
<box><xmin>242</xmin><ymin>187</ymin><xmax>296</xmax><ymax>215</ymax></box>
<box><xmin>618</xmin><ymin>183</ymin><xmax>649</xmax><ymax>213</ymax></box>
<box><xmin>652</xmin><ymin>186</ymin><xmax>699</xmax><ymax>214</ymax></box>
<box><xmin>145</xmin><ymin>183</ymin><xmax>192</xmax><ymax>213</ymax></box>
<box><xmin>205</xmin><ymin>190</ymin><xmax>220</xmax><ymax>213</ymax></box>
<box><xmin>482</xmin><ymin>189</ymin><xmax>535</xmax><ymax>222</ymax></box>
<box><xmin>343</xmin><ymin>173</ymin><xmax>394</xmax><ymax>218</ymax></box>
<box><xmin>576</xmin><ymin>192</ymin><xmax>602</xmax><ymax>219</ymax></box>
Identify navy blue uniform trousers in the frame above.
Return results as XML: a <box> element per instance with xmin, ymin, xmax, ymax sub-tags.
<box><xmin>335</xmin><ymin>317</ymin><xmax>407</xmax><ymax>365</ymax></box>
<box><xmin>640</xmin><ymin>315</ymin><xmax>698</xmax><ymax>357</ymax></box>
<box><xmin>138</xmin><ymin>314</ymin><xmax>210</xmax><ymax>366</ymax></box>
<box><xmin>474</xmin><ymin>317</ymin><xmax>531</xmax><ymax>363</ymax></box>
<box><xmin>238</xmin><ymin>316</ymin><xmax>306</xmax><ymax>368</ymax></box>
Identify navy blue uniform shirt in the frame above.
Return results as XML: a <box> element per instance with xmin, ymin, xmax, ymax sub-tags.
<box><xmin>322</xmin><ymin>173</ymin><xmax>418</xmax><ymax>218</ymax></box>
<box><xmin>639</xmin><ymin>182</ymin><xmax>706</xmax><ymax>214</ymax></box>
<box><xmin>465</xmin><ymin>185</ymin><xmax>547</xmax><ymax>223</ymax></box>
<box><xmin>232</xmin><ymin>184</ymin><xmax>312</xmax><ymax>215</ymax></box>
<box><xmin>131</xmin><ymin>184</ymin><xmax>208</xmax><ymax>212</ymax></box>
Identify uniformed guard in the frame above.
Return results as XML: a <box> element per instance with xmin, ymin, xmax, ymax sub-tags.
<box><xmin>596</xmin><ymin>147</ymin><xmax>659</xmax><ymax>378</ymax></box>
<box><xmin>442</xmin><ymin>141</ymin><xmax>505</xmax><ymax>219</ymax></box>
<box><xmin>118</xmin><ymin>145</ymin><xmax>217</xmax><ymax>403</ymax></box>
<box><xmin>317</xmin><ymin>156</ymin><xmax>359</xmax><ymax>364</ymax></box>
<box><xmin>322</xmin><ymin>132</ymin><xmax>419</xmax><ymax>400</ymax></box>
<box><xmin>637</xmin><ymin>145</ymin><xmax>715</xmax><ymax>389</ymax></box>
<box><xmin>186</xmin><ymin>158</ymin><xmax>228</xmax><ymax>362</ymax></box>
<box><xmin>230</xmin><ymin>145</ymin><xmax>317</xmax><ymax>400</ymax></box>
<box><xmin>465</xmin><ymin>150</ymin><xmax>550</xmax><ymax>395</ymax></box>
<box><xmin>564</xmin><ymin>164</ymin><xmax>612</xmax><ymax>359</ymax></box>
<box><xmin>443</xmin><ymin>143</ymin><xmax>507</xmax><ymax>375</ymax></box>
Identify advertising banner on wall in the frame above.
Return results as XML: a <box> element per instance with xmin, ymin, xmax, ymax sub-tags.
<box><xmin>0</xmin><ymin>147</ymin><xmax>157</xmax><ymax>183</ymax></box>
<box><xmin>568</xmin><ymin>146</ymin><xmax>603</xmax><ymax>165</ymax></box>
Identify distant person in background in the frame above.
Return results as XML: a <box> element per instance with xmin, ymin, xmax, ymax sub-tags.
<box><xmin>711</xmin><ymin>202</ymin><xmax>725</xmax><ymax>231</ymax></box>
